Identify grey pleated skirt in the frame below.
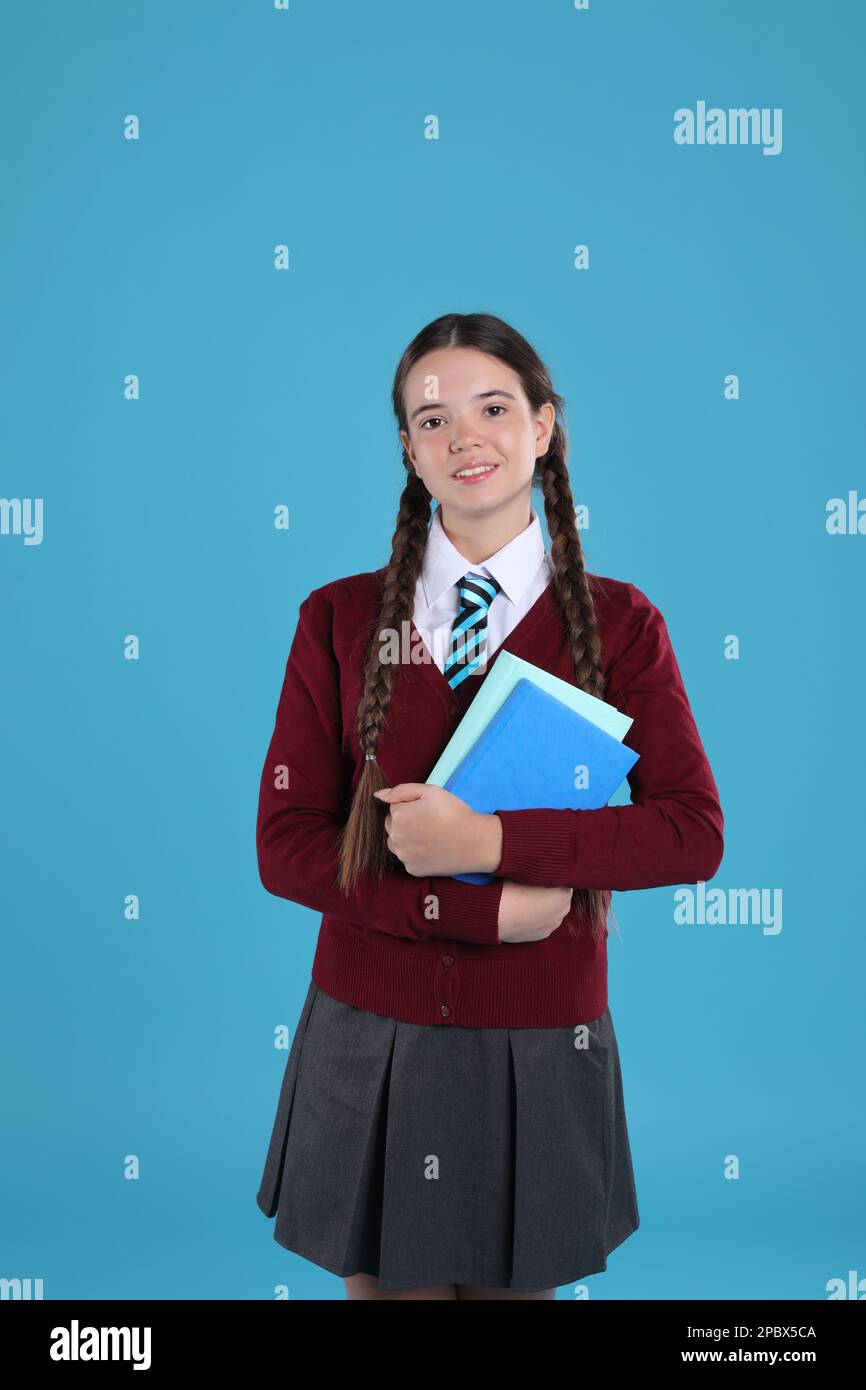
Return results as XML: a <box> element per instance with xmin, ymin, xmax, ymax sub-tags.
<box><xmin>256</xmin><ymin>979</ymin><xmax>640</xmax><ymax>1294</ymax></box>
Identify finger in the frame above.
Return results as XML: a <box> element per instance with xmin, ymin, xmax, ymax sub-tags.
<box><xmin>377</xmin><ymin>783</ymin><xmax>427</xmax><ymax>805</ymax></box>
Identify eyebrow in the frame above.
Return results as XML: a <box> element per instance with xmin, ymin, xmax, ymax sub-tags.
<box><xmin>409</xmin><ymin>389</ymin><xmax>517</xmax><ymax>422</ymax></box>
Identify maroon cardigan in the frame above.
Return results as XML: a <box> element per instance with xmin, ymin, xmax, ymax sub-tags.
<box><xmin>256</xmin><ymin>569</ymin><xmax>724</xmax><ymax>1027</ymax></box>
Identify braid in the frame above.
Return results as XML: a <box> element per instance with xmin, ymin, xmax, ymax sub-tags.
<box><xmin>539</xmin><ymin>424</ymin><xmax>616</xmax><ymax>945</ymax></box>
<box><xmin>539</xmin><ymin>434</ymin><xmax>604</xmax><ymax>696</ymax></box>
<box><xmin>335</xmin><ymin>469</ymin><xmax>432</xmax><ymax>892</ymax></box>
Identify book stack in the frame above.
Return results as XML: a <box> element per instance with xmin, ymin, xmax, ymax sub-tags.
<box><xmin>426</xmin><ymin>650</ymin><xmax>639</xmax><ymax>884</ymax></box>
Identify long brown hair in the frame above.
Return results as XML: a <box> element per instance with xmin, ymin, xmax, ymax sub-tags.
<box><xmin>336</xmin><ymin>312</ymin><xmax>615</xmax><ymax>944</ymax></box>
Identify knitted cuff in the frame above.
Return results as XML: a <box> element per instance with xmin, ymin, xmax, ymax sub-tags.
<box><xmin>494</xmin><ymin>809</ymin><xmax>576</xmax><ymax>886</ymax></box>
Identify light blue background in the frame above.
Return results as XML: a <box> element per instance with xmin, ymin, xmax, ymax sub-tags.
<box><xmin>2</xmin><ymin>0</ymin><xmax>863</xmax><ymax>1301</ymax></box>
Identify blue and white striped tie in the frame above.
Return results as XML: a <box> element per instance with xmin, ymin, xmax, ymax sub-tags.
<box><xmin>443</xmin><ymin>571</ymin><xmax>502</xmax><ymax>689</ymax></box>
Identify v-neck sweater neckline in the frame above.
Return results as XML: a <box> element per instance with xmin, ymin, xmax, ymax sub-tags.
<box><xmin>408</xmin><ymin>579</ymin><xmax>558</xmax><ymax>717</ymax></box>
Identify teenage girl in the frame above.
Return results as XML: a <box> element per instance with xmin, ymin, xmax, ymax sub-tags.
<box><xmin>255</xmin><ymin>312</ymin><xmax>724</xmax><ymax>1301</ymax></box>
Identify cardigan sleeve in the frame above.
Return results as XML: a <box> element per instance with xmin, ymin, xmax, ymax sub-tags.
<box><xmin>256</xmin><ymin>585</ymin><xmax>504</xmax><ymax>946</ymax></box>
<box><xmin>493</xmin><ymin>583</ymin><xmax>724</xmax><ymax>890</ymax></box>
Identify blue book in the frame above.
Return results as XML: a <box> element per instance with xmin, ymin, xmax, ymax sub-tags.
<box><xmin>443</xmin><ymin>678</ymin><xmax>640</xmax><ymax>884</ymax></box>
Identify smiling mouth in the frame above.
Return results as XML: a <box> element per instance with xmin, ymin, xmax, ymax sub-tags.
<box><xmin>451</xmin><ymin>463</ymin><xmax>500</xmax><ymax>481</ymax></box>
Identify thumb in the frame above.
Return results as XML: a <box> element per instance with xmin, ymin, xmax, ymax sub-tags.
<box><xmin>373</xmin><ymin>783</ymin><xmax>426</xmax><ymax>804</ymax></box>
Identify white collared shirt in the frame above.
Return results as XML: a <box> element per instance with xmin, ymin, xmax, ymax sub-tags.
<box><xmin>412</xmin><ymin>504</ymin><xmax>554</xmax><ymax>673</ymax></box>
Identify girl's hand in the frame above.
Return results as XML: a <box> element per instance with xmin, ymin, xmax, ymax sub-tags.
<box><xmin>373</xmin><ymin>783</ymin><xmax>498</xmax><ymax>877</ymax></box>
<box><xmin>497</xmin><ymin>882</ymin><xmax>574</xmax><ymax>943</ymax></box>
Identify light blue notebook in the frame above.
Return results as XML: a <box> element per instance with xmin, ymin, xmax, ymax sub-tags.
<box><xmin>443</xmin><ymin>677</ymin><xmax>640</xmax><ymax>885</ymax></box>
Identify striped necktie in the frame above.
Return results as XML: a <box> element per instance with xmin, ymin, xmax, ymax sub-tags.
<box><xmin>443</xmin><ymin>571</ymin><xmax>502</xmax><ymax>689</ymax></box>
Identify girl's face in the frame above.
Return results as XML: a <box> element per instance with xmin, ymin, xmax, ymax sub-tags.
<box><xmin>399</xmin><ymin>347</ymin><xmax>555</xmax><ymax>520</ymax></box>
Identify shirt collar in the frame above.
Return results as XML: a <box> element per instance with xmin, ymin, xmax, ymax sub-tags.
<box><xmin>420</xmin><ymin>504</ymin><xmax>549</xmax><ymax>608</ymax></box>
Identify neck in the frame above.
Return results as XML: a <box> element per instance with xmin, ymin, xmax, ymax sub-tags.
<box><xmin>439</xmin><ymin>495</ymin><xmax>534</xmax><ymax>565</ymax></box>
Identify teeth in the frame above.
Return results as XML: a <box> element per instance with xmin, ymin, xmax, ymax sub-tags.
<box><xmin>455</xmin><ymin>464</ymin><xmax>497</xmax><ymax>478</ymax></box>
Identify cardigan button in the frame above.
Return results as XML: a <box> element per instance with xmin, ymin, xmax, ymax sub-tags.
<box><xmin>441</xmin><ymin>954</ymin><xmax>454</xmax><ymax>967</ymax></box>
<box><xmin>440</xmin><ymin>1003</ymin><xmax>451</xmax><ymax>1018</ymax></box>
<box><xmin>449</xmin><ymin>705</ymin><xmax>459</xmax><ymax>718</ymax></box>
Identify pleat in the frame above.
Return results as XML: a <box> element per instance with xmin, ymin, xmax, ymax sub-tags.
<box><xmin>508</xmin><ymin>1015</ymin><xmax>611</xmax><ymax>1290</ymax></box>
<box><xmin>267</xmin><ymin>986</ymin><xmax>397</xmax><ymax>1277</ymax></box>
<box><xmin>376</xmin><ymin>1014</ymin><xmax>515</xmax><ymax>1289</ymax></box>
<box><xmin>255</xmin><ymin>980</ymin><xmax>320</xmax><ymax>1218</ymax></box>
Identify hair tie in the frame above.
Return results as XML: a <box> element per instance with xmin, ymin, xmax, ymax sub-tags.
<box><xmin>365</xmin><ymin>752</ymin><xmax>376</xmax><ymax>761</ymax></box>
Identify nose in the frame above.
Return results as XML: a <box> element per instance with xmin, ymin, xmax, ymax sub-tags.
<box><xmin>449</xmin><ymin>415</ymin><xmax>488</xmax><ymax>452</ymax></box>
